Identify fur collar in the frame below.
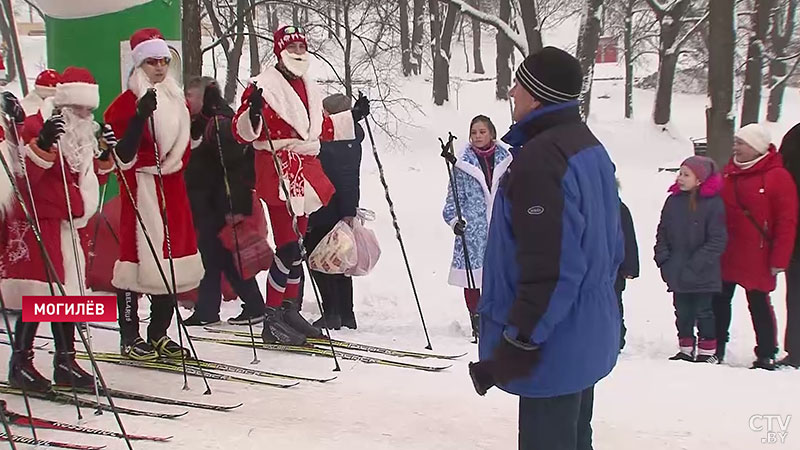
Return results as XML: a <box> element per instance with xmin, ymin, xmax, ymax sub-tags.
<box><xmin>248</xmin><ymin>65</ymin><xmax>322</xmax><ymax>141</ymax></box>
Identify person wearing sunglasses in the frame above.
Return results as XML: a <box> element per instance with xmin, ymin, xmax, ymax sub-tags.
<box><xmin>232</xmin><ymin>25</ymin><xmax>371</xmax><ymax>345</ymax></box>
<box><xmin>103</xmin><ymin>28</ymin><xmax>203</xmax><ymax>361</ymax></box>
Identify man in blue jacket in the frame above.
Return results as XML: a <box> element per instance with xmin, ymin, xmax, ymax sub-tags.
<box><xmin>469</xmin><ymin>47</ymin><xmax>624</xmax><ymax>450</ymax></box>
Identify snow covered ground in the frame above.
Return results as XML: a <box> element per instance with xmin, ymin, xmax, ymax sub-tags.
<box><xmin>2</xmin><ymin>33</ymin><xmax>800</xmax><ymax>449</ymax></box>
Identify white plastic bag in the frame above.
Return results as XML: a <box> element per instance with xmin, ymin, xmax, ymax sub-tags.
<box><xmin>346</xmin><ymin>211</ymin><xmax>381</xmax><ymax>276</ymax></box>
<box><xmin>308</xmin><ymin>220</ymin><xmax>358</xmax><ymax>274</ymax></box>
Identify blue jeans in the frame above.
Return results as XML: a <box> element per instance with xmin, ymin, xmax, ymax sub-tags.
<box><xmin>519</xmin><ymin>386</ymin><xmax>594</xmax><ymax>450</ymax></box>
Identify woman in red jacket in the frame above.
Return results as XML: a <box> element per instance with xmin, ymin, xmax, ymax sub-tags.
<box><xmin>714</xmin><ymin>123</ymin><xmax>799</xmax><ymax>370</ymax></box>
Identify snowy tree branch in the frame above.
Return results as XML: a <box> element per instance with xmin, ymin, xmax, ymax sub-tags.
<box><xmin>438</xmin><ymin>0</ymin><xmax>528</xmax><ymax>54</ymax></box>
<box><xmin>669</xmin><ymin>11</ymin><xmax>709</xmax><ymax>54</ymax></box>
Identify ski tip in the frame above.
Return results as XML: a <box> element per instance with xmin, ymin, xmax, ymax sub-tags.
<box><xmin>223</xmin><ymin>403</ymin><xmax>244</xmax><ymax>410</ymax></box>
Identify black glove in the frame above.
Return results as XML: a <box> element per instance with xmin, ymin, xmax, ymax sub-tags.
<box><xmin>1</xmin><ymin>91</ymin><xmax>26</xmax><ymax>124</ymax></box>
<box><xmin>136</xmin><ymin>89</ymin><xmax>157</xmax><ymax>119</ymax></box>
<box><xmin>248</xmin><ymin>84</ymin><xmax>264</xmax><ymax>128</ymax></box>
<box><xmin>97</xmin><ymin>123</ymin><xmax>117</xmax><ymax>161</ymax></box>
<box><xmin>468</xmin><ymin>331</ymin><xmax>541</xmax><ymax>396</ymax></box>
<box><xmin>190</xmin><ymin>117</ymin><xmax>209</xmax><ymax>141</ymax></box>
<box><xmin>351</xmin><ymin>95</ymin><xmax>370</xmax><ymax>122</ymax></box>
<box><xmin>201</xmin><ymin>82</ymin><xmax>225</xmax><ymax>118</ymax></box>
<box><xmin>37</xmin><ymin>114</ymin><xmax>65</xmax><ymax>151</ymax></box>
<box><xmin>453</xmin><ymin>219</ymin><xmax>467</xmax><ymax>236</ymax></box>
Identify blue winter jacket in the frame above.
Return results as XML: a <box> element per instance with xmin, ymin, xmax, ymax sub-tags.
<box><xmin>479</xmin><ymin>101</ymin><xmax>624</xmax><ymax>398</ymax></box>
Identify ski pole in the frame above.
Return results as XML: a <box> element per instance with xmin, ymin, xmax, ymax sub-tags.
<box><xmin>0</xmin><ymin>398</ymin><xmax>17</xmax><ymax>450</ymax></box>
<box><xmin>361</xmin><ymin>107</ymin><xmax>433</xmax><ymax>350</ymax></box>
<box><xmin>212</xmin><ymin>114</ymin><xmax>259</xmax><ymax>364</ymax></box>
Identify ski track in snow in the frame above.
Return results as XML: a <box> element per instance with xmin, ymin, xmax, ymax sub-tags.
<box><xmin>2</xmin><ymin>33</ymin><xmax>800</xmax><ymax>449</ymax></box>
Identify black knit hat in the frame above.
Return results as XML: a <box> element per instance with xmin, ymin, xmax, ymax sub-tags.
<box><xmin>516</xmin><ymin>46</ymin><xmax>583</xmax><ymax>105</ymax></box>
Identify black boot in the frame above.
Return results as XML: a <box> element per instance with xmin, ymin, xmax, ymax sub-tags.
<box><xmin>777</xmin><ymin>355</ymin><xmax>800</xmax><ymax>369</ymax></box>
<box><xmin>9</xmin><ymin>350</ymin><xmax>51</xmax><ymax>392</ymax></box>
<box><xmin>752</xmin><ymin>357</ymin><xmax>777</xmax><ymax>371</ymax></box>
<box><xmin>341</xmin><ymin>315</ymin><xmax>358</xmax><ymax>330</ymax></box>
<box><xmin>470</xmin><ymin>314</ymin><xmax>480</xmax><ymax>340</ymax></box>
<box><xmin>282</xmin><ymin>299</ymin><xmax>324</xmax><ymax>338</ymax></box>
<box><xmin>262</xmin><ymin>306</ymin><xmax>307</xmax><ymax>345</ymax></box>
<box><xmin>313</xmin><ymin>313</ymin><xmax>342</xmax><ymax>331</ymax></box>
<box><xmin>53</xmin><ymin>352</ymin><xmax>95</xmax><ymax>389</ymax></box>
<box><xmin>715</xmin><ymin>341</ymin><xmax>726</xmax><ymax>363</ymax></box>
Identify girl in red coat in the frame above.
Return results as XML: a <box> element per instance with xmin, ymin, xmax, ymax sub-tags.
<box><xmin>714</xmin><ymin>123</ymin><xmax>799</xmax><ymax>370</ymax></box>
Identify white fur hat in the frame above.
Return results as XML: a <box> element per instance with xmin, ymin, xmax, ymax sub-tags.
<box><xmin>735</xmin><ymin>123</ymin><xmax>772</xmax><ymax>155</ymax></box>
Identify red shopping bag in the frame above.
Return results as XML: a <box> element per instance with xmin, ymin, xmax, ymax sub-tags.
<box><xmin>218</xmin><ymin>196</ymin><xmax>274</xmax><ymax>280</ymax></box>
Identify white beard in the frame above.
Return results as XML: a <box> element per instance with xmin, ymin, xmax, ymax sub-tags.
<box><xmin>281</xmin><ymin>50</ymin><xmax>310</xmax><ymax>77</ymax></box>
<box><xmin>60</xmin><ymin>108</ymin><xmax>99</xmax><ymax>174</ymax></box>
<box><xmin>127</xmin><ymin>67</ymin><xmax>190</xmax><ymax>168</ymax></box>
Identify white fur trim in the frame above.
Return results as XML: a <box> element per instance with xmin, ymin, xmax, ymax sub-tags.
<box><xmin>131</xmin><ymin>38</ymin><xmax>171</xmax><ymax>68</ymax></box>
<box><xmin>249</xmin><ymin>66</ymin><xmax>324</xmax><ymax>142</ymax></box>
<box><xmin>453</xmin><ymin>145</ymin><xmax>512</xmax><ymax>225</ymax></box>
<box><xmin>113</xmin><ymin>151</ymin><xmax>137</xmax><ymax>171</ymax></box>
<box><xmin>447</xmin><ymin>267</ymin><xmax>483</xmax><ymax>288</ymax></box>
<box><xmin>25</xmin><ymin>144</ymin><xmax>54</xmax><ymax>169</ymax></box>
<box><xmin>330</xmin><ymin>111</ymin><xmax>356</xmax><ymax>141</ymax></box>
<box><xmin>235</xmin><ymin>109</ymin><xmax>263</xmax><ymax>143</ymax></box>
<box><xmin>35</xmin><ymin>85</ymin><xmax>57</xmax><ymax>98</ymax></box>
<box><xmin>60</xmin><ymin>222</ymin><xmax>86</xmax><ymax>295</ymax></box>
<box><xmin>20</xmin><ymin>92</ymin><xmax>44</xmax><ymax>117</ymax></box>
<box><xmin>55</xmin><ymin>82</ymin><xmax>100</xmax><ymax>109</ymax></box>
<box><xmin>0</xmin><ymin>279</ymin><xmax>56</xmax><ymax>310</ymax></box>
<box><xmin>73</xmin><ymin>165</ymin><xmax>100</xmax><ymax>229</ymax></box>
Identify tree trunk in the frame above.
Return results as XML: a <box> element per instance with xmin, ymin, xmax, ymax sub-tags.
<box><xmin>576</xmin><ymin>0</ymin><xmax>603</xmax><ymax>119</ymax></box>
<box><xmin>740</xmin><ymin>0</ymin><xmax>775</xmax><ymax>126</ymax></box>
<box><xmin>0</xmin><ymin>6</ymin><xmax>17</xmax><ymax>84</ymax></box>
<box><xmin>292</xmin><ymin>5</ymin><xmax>299</xmax><ymax>25</ymax></box>
<box><xmin>496</xmin><ymin>0</ymin><xmax>513</xmax><ymax>100</ymax></box>
<box><xmin>224</xmin><ymin>0</ymin><xmax>247</xmax><ymax>103</ymax></box>
<box><xmin>624</xmin><ymin>0</ymin><xmax>633</xmax><ymax>118</ymax></box>
<box><xmin>432</xmin><ymin>4</ymin><xmax>459</xmax><ymax>105</ymax></box>
<box><xmin>400</xmin><ymin>0</ymin><xmax>412</xmax><ymax>76</ymax></box>
<box><xmin>1</xmin><ymin>0</ymin><xmax>27</xmax><ymax>95</ymax></box>
<box><xmin>706</xmin><ymin>0</ymin><xmax>735</xmax><ymax>168</ymax></box>
<box><xmin>343</xmin><ymin>0</ymin><xmax>353</xmax><ymax>98</ymax></box>
<box><xmin>469</xmin><ymin>0</ymin><xmax>485</xmax><ymax>74</ymax></box>
<box><xmin>651</xmin><ymin>0</ymin><xmax>690</xmax><ymax>125</ymax></box>
<box><xmin>335</xmin><ymin>0</ymin><xmax>342</xmax><ymax>37</ymax></box>
<box><xmin>519</xmin><ymin>0</ymin><xmax>543</xmax><ymax>53</ymax></box>
<box><xmin>246</xmin><ymin>0</ymin><xmax>260</xmax><ymax>76</ymax></box>
<box><xmin>766</xmin><ymin>0</ymin><xmax>797</xmax><ymax>122</ymax></box>
<box><xmin>182</xmin><ymin>0</ymin><xmax>203</xmax><ymax>82</ymax></box>
<box><xmin>411</xmin><ymin>0</ymin><xmax>425</xmax><ymax>75</ymax></box>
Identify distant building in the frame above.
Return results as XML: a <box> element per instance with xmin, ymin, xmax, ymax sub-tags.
<box><xmin>596</xmin><ymin>36</ymin><xmax>618</xmax><ymax>64</ymax></box>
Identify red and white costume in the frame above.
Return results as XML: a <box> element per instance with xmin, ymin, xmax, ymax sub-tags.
<box><xmin>104</xmin><ymin>29</ymin><xmax>203</xmax><ymax>295</ymax></box>
<box><xmin>0</xmin><ymin>67</ymin><xmax>108</xmax><ymax>309</ymax></box>
<box><xmin>21</xmin><ymin>69</ymin><xmax>60</xmax><ymax>117</ymax></box>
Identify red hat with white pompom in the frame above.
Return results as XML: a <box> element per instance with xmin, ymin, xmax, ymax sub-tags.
<box><xmin>273</xmin><ymin>25</ymin><xmax>307</xmax><ymax>58</ymax></box>
<box><xmin>54</xmin><ymin>67</ymin><xmax>99</xmax><ymax>109</ymax></box>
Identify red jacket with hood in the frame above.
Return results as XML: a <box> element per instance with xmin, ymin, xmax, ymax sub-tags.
<box><xmin>720</xmin><ymin>148</ymin><xmax>798</xmax><ymax>292</ymax></box>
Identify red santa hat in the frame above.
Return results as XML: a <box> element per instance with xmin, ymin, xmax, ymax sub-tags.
<box><xmin>273</xmin><ymin>25</ymin><xmax>307</xmax><ymax>58</ymax></box>
<box><xmin>34</xmin><ymin>69</ymin><xmax>60</xmax><ymax>97</ymax></box>
<box><xmin>130</xmin><ymin>27</ymin><xmax>171</xmax><ymax>68</ymax></box>
<box><xmin>54</xmin><ymin>67</ymin><xmax>99</xmax><ymax>109</ymax></box>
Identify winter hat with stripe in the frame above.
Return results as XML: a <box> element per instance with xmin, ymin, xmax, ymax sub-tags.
<box><xmin>516</xmin><ymin>46</ymin><xmax>583</xmax><ymax>105</ymax></box>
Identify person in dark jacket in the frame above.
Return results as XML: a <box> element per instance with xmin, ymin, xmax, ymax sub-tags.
<box><xmin>616</xmin><ymin>199</ymin><xmax>639</xmax><ymax>351</ymax></box>
<box><xmin>468</xmin><ymin>47</ymin><xmax>624</xmax><ymax>450</ymax></box>
<box><xmin>778</xmin><ymin>123</ymin><xmax>800</xmax><ymax>369</ymax></box>
<box><xmin>714</xmin><ymin>123</ymin><xmax>798</xmax><ymax>370</ymax></box>
<box><xmin>305</xmin><ymin>93</ymin><xmax>364</xmax><ymax>330</ymax></box>
<box><xmin>655</xmin><ymin>156</ymin><xmax>727</xmax><ymax>363</ymax></box>
<box><xmin>182</xmin><ymin>76</ymin><xmax>265</xmax><ymax>326</ymax></box>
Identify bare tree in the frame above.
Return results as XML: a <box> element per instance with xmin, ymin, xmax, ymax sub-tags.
<box><xmin>0</xmin><ymin>0</ymin><xmax>27</xmax><ymax>94</ymax></box>
<box><xmin>576</xmin><ymin>0</ymin><xmax>604</xmax><ymax>118</ymax></box>
<box><xmin>646</xmin><ymin>0</ymin><xmax>707</xmax><ymax>125</ymax></box>
<box><xmin>766</xmin><ymin>0</ymin><xmax>799</xmax><ymax>122</ymax></box>
<box><xmin>496</xmin><ymin>0</ymin><xmax>514</xmax><ymax>99</ymax></box>
<box><xmin>246</xmin><ymin>0</ymin><xmax>261</xmax><ymax>76</ymax></box>
<box><xmin>740</xmin><ymin>0</ymin><xmax>776</xmax><ymax>125</ymax></box>
<box><xmin>411</xmin><ymin>0</ymin><xmax>425</xmax><ymax>74</ymax></box>
<box><xmin>519</xmin><ymin>0</ymin><xmax>543</xmax><ymax>53</ymax></box>
<box><xmin>400</xmin><ymin>0</ymin><xmax>413</xmax><ymax>75</ymax></box>
<box><xmin>469</xmin><ymin>0</ymin><xmax>485</xmax><ymax>74</ymax></box>
<box><xmin>183</xmin><ymin>0</ymin><xmax>203</xmax><ymax>81</ymax></box>
<box><xmin>707</xmin><ymin>0</ymin><xmax>736</xmax><ymax>167</ymax></box>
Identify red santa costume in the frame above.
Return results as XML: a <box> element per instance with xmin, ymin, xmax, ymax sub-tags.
<box><xmin>21</xmin><ymin>69</ymin><xmax>60</xmax><ymax>117</ymax></box>
<box><xmin>104</xmin><ymin>29</ymin><xmax>203</xmax><ymax>297</ymax></box>
<box><xmin>232</xmin><ymin>26</ymin><xmax>355</xmax><ymax>311</ymax></box>
<box><xmin>0</xmin><ymin>67</ymin><xmax>109</xmax><ymax>309</ymax></box>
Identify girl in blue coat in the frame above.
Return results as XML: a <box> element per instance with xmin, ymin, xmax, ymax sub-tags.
<box><xmin>443</xmin><ymin>116</ymin><xmax>512</xmax><ymax>339</ymax></box>
<box><xmin>655</xmin><ymin>156</ymin><xmax>727</xmax><ymax>363</ymax></box>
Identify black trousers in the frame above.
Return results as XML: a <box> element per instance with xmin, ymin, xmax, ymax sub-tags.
<box><xmin>615</xmin><ymin>288</ymin><xmax>626</xmax><ymax>349</ymax></box>
<box><xmin>673</xmin><ymin>293</ymin><xmax>715</xmax><ymax>341</ymax></box>
<box><xmin>785</xmin><ymin>260</ymin><xmax>800</xmax><ymax>358</ymax></box>
<box><xmin>305</xmin><ymin>222</ymin><xmax>355</xmax><ymax>320</ymax></box>
<box><xmin>117</xmin><ymin>291</ymin><xmax>174</xmax><ymax>344</ymax></box>
<box><xmin>13</xmin><ymin>320</ymin><xmax>76</xmax><ymax>355</ymax></box>
<box><xmin>713</xmin><ymin>282</ymin><xmax>778</xmax><ymax>358</ymax></box>
<box><xmin>194</xmin><ymin>227</ymin><xmax>264</xmax><ymax>320</ymax></box>
<box><xmin>519</xmin><ymin>386</ymin><xmax>594</xmax><ymax>450</ymax></box>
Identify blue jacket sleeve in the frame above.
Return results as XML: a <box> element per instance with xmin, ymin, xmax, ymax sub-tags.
<box><xmin>505</xmin><ymin>149</ymin><xmax>587</xmax><ymax>345</ymax></box>
<box><xmin>443</xmin><ymin>173</ymin><xmax>457</xmax><ymax>227</ymax></box>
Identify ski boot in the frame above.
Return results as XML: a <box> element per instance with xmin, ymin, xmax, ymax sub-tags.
<box><xmin>262</xmin><ymin>306</ymin><xmax>307</xmax><ymax>345</ymax></box>
<box><xmin>151</xmin><ymin>335</ymin><xmax>191</xmax><ymax>359</ymax></box>
<box><xmin>121</xmin><ymin>337</ymin><xmax>159</xmax><ymax>361</ymax></box>
<box><xmin>184</xmin><ymin>312</ymin><xmax>221</xmax><ymax>327</ymax></box>
<box><xmin>283</xmin><ymin>298</ymin><xmax>324</xmax><ymax>338</ymax></box>
<box><xmin>751</xmin><ymin>357</ymin><xmax>777</xmax><ymax>371</ymax></box>
<box><xmin>53</xmin><ymin>352</ymin><xmax>95</xmax><ymax>388</ymax></box>
<box><xmin>9</xmin><ymin>350</ymin><xmax>52</xmax><ymax>392</ymax></box>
